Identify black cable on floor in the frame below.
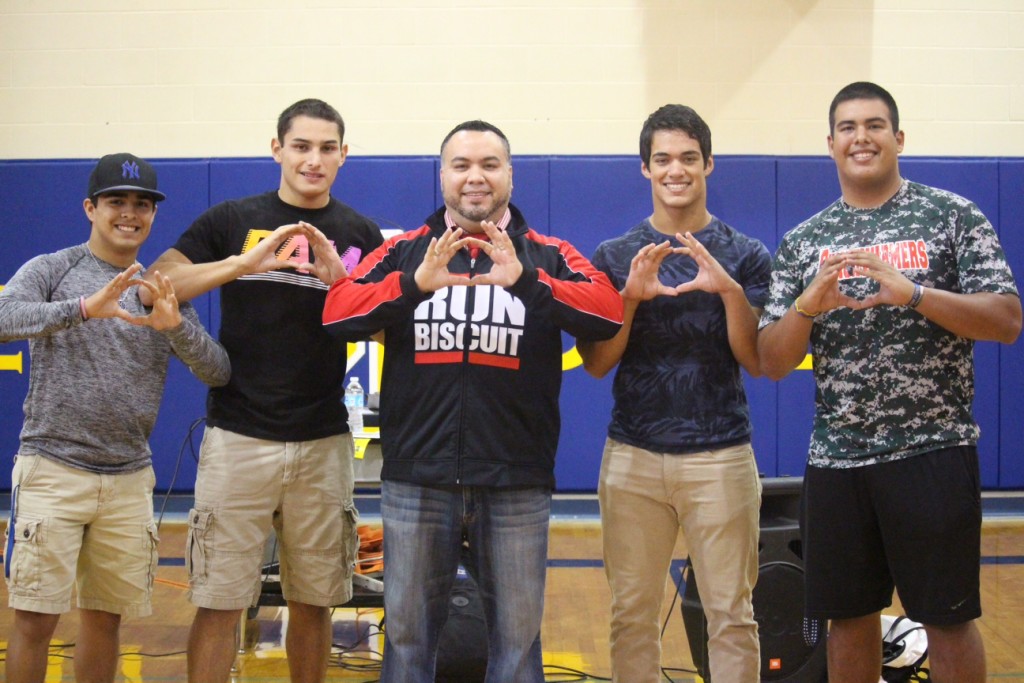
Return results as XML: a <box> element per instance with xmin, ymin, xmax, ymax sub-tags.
<box><xmin>154</xmin><ymin>415</ymin><xmax>206</xmax><ymax>531</ymax></box>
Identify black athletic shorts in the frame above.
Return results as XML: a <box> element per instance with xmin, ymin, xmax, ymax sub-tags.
<box><xmin>802</xmin><ymin>445</ymin><xmax>981</xmax><ymax>626</ymax></box>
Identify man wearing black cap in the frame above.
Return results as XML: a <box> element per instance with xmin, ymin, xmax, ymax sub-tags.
<box><xmin>0</xmin><ymin>153</ymin><xmax>230</xmax><ymax>683</ymax></box>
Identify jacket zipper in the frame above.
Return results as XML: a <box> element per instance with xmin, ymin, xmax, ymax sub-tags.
<box><xmin>455</xmin><ymin>247</ymin><xmax>478</xmax><ymax>485</ymax></box>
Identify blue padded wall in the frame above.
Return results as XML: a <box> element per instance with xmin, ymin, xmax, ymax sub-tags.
<box><xmin>901</xmin><ymin>159</ymin><xmax>1002</xmax><ymax>487</ymax></box>
<box><xmin>709</xmin><ymin>157</ymin><xmax>779</xmax><ymax>478</ymax></box>
<box><xmin>999</xmin><ymin>161</ymin><xmax>1024</xmax><ymax>487</ymax></box>
<box><xmin>1</xmin><ymin>155</ymin><xmax>1021</xmax><ymax>492</ymax></box>
<box><xmin>774</xmin><ymin>158</ymin><xmax>838</xmax><ymax>477</ymax></box>
<box><xmin>548</xmin><ymin>157</ymin><xmax>648</xmax><ymax>489</ymax></box>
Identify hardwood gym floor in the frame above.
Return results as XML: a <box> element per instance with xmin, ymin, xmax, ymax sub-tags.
<box><xmin>1</xmin><ymin>504</ymin><xmax>1023</xmax><ymax>682</ymax></box>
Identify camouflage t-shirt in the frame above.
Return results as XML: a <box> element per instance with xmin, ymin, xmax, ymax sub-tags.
<box><xmin>760</xmin><ymin>180</ymin><xmax>1018</xmax><ymax>468</ymax></box>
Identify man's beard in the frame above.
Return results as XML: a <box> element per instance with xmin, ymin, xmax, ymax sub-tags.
<box><xmin>455</xmin><ymin>205</ymin><xmax>495</xmax><ymax>222</ymax></box>
<box><xmin>447</xmin><ymin>189</ymin><xmax>511</xmax><ymax>225</ymax></box>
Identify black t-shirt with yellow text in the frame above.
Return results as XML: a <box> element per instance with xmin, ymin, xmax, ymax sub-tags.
<box><xmin>174</xmin><ymin>191</ymin><xmax>383</xmax><ymax>441</ymax></box>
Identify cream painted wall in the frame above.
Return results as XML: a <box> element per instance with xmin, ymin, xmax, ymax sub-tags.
<box><xmin>1</xmin><ymin>0</ymin><xmax>1023</xmax><ymax>159</ymax></box>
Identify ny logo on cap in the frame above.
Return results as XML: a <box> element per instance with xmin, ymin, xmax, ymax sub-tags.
<box><xmin>121</xmin><ymin>160</ymin><xmax>141</xmax><ymax>180</ymax></box>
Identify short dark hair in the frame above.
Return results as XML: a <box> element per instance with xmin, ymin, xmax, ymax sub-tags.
<box><xmin>829</xmin><ymin>81</ymin><xmax>900</xmax><ymax>134</ymax></box>
<box><xmin>640</xmin><ymin>105</ymin><xmax>712</xmax><ymax>168</ymax></box>
<box><xmin>440</xmin><ymin>120</ymin><xmax>511</xmax><ymax>160</ymax></box>
<box><xmin>277</xmin><ymin>98</ymin><xmax>345</xmax><ymax>144</ymax></box>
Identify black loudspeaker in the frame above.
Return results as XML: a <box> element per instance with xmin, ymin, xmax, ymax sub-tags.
<box><xmin>681</xmin><ymin>477</ymin><xmax>828</xmax><ymax>682</ymax></box>
<box><xmin>435</xmin><ymin>563</ymin><xmax>488</xmax><ymax>683</ymax></box>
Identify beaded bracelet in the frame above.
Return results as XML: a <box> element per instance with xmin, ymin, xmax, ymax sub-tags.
<box><xmin>907</xmin><ymin>283</ymin><xmax>924</xmax><ymax>309</ymax></box>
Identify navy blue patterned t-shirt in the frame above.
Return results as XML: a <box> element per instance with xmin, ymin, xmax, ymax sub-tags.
<box><xmin>591</xmin><ymin>218</ymin><xmax>771</xmax><ymax>454</ymax></box>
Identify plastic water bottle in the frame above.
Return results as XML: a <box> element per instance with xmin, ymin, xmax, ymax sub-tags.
<box><xmin>344</xmin><ymin>377</ymin><xmax>365</xmax><ymax>433</ymax></box>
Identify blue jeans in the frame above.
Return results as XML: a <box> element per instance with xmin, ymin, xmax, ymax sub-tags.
<box><xmin>379</xmin><ymin>479</ymin><xmax>551</xmax><ymax>683</ymax></box>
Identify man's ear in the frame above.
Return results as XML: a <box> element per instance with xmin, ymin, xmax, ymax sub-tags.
<box><xmin>271</xmin><ymin>137</ymin><xmax>283</xmax><ymax>163</ymax></box>
<box><xmin>83</xmin><ymin>197</ymin><xmax>96</xmax><ymax>223</ymax></box>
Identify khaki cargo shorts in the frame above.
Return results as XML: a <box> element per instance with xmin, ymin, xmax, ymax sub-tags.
<box><xmin>186</xmin><ymin>427</ymin><xmax>359</xmax><ymax>610</ymax></box>
<box><xmin>5</xmin><ymin>455</ymin><xmax>158</xmax><ymax>616</ymax></box>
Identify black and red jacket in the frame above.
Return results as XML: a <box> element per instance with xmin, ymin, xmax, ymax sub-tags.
<box><xmin>323</xmin><ymin>205</ymin><xmax>623</xmax><ymax>489</ymax></box>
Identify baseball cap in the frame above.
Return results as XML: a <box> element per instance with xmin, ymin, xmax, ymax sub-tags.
<box><xmin>88</xmin><ymin>152</ymin><xmax>166</xmax><ymax>202</ymax></box>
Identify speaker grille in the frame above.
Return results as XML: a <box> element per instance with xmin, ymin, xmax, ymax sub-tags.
<box><xmin>679</xmin><ymin>477</ymin><xmax>828</xmax><ymax>682</ymax></box>
<box><xmin>755</xmin><ymin>562</ymin><xmax>825</xmax><ymax>679</ymax></box>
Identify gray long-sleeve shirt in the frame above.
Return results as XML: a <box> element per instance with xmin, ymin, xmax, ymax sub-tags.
<box><xmin>0</xmin><ymin>243</ymin><xmax>230</xmax><ymax>474</ymax></box>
